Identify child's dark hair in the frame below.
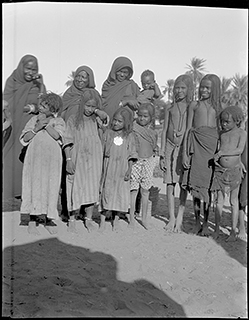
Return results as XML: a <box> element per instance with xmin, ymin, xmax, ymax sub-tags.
<box><xmin>138</xmin><ymin>103</ymin><xmax>155</xmax><ymax>121</ymax></box>
<box><xmin>220</xmin><ymin>105</ymin><xmax>244</xmax><ymax>127</ymax></box>
<box><xmin>111</xmin><ymin>107</ymin><xmax>134</xmax><ymax>136</ymax></box>
<box><xmin>141</xmin><ymin>70</ymin><xmax>155</xmax><ymax>82</ymax></box>
<box><xmin>199</xmin><ymin>74</ymin><xmax>222</xmax><ymax>115</ymax></box>
<box><xmin>74</xmin><ymin>88</ymin><xmax>102</xmax><ymax>129</ymax></box>
<box><xmin>40</xmin><ymin>91</ymin><xmax>63</xmax><ymax>114</ymax></box>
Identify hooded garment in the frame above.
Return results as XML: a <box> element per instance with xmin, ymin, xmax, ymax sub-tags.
<box><xmin>62</xmin><ymin>66</ymin><xmax>99</xmax><ymax>122</ymax></box>
<box><xmin>3</xmin><ymin>54</ymin><xmax>43</xmax><ymax>200</ymax></box>
<box><xmin>101</xmin><ymin>56</ymin><xmax>140</xmax><ymax>119</ymax></box>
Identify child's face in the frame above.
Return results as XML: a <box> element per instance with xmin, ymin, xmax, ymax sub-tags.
<box><xmin>112</xmin><ymin>113</ymin><xmax>125</xmax><ymax>131</ymax></box>
<box><xmin>174</xmin><ymin>81</ymin><xmax>188</xmax><ymax>102</ymax></box>
<box><xmin>74</xmin><ymin>71</ymin><xmax>89</xmax><ymax>90</ymax></box>
<box><xmin>137</xmin><ymin>108</ymin><xmax>151</xmax><ymax>127</ymax></box>
<box><xmin>23</xmin><ymin>61</ymin><xmax>38</xmax><ymax>82</ymax></box>
<box><xmin>220</xmin><ymin>113</ymin><xmax>237</xmax><ymax>132</ymax></box>
<box><xmin>141</xmin><ymin>75</ymin><xmax>155</xmax><ymax>90</ymax></box>
<box><xmin>116</xmin><ymin>68</ymin><xmax>130</xmax><ymax>82</ymax></box>
<box><xmin>199</xmin><ymin>80</ymin><xmax>212</xmax><ymax>100</ymax></box>
<box><xmin>38</xmin><ymin>101</ymin><xmax>53</xmax><ymax>117</ymax></box>
<box><xmin>84</xmin><ymin>99</ymin><xmax>97</xmax><ymax>117</ymax></box>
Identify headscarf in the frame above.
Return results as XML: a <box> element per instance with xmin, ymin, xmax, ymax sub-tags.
<box><xmin>173</xmin><ymin>74</ymin><xmax>194</xmax><ymax>104</ymax></box>
<box><xmin>199</xmin><ymin>74</ymin><xmax>222</xmax><ymax>115</ymax></box>
<box><xmin>101</xmin><ymin>56</ymin><xmax>139</xmax><ymax>118</ymax></box>
<box><xmin>62</xmin><ymin>65</ymin><xmax>97</xmax><ymax>122</ymax></box>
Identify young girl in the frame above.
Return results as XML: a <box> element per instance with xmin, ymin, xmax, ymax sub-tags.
<box><xmin>99</xmin><ymin>107</ymin><xmax>138</xmax><ymax>232</ymax></box>
<box><xmin>63</xmin><ymin>89</ymin><xmax>108</xmax><ymax>233</ymax></box>
<box><xmin>20</xmin><ymin>92</ymin><xmax>65</xmax><ymax>235</ymax></box>
<box><xmin>212</xmin><ymin>106</ymin><xmax>247</xmax><ymax>241</ymax></box>
<box><xmin>130</xmin><ymin>103</ymin><xmax>158</xmax><ymax>229</ymax></box>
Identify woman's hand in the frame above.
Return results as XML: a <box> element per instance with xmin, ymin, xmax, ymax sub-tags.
<box><xmin>124</xmin><ymin>168</ymin><xmax>131</xmax><ymax>181</ymax></box>
<box><xmin>122</xmin><ymin>99</ymin><xmax>139</xmax><ymax>111</ymax></box>
<box><xmin>66</xmin><ymin>159</ymin><xmax>75</xmax><ymax>175</ymax></box>
<box><xmin>33</xmin><ymin>74</ymin><xmax>44</xmax><ymax>87</ymax></box>
<box><xmin>34</xmin><ymin>117</ymin><xmax>49</xmax><ymax>132</ymax></box>
<box><xmin>159</xmin><ymin>156</ymin><xmax>167</xmax><ymax>172</ymax></box>
<box><xmin>95</xmin><ymin>109</ymin><xmax>109</xmax><ymax>126</ymax></box>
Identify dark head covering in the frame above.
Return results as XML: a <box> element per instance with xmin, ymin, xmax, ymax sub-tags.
<box><xmin>173</xmin><ymin>74</ymin><xmax>194</xmax><ymax>104</ymax></box>
<box><xmin>62</xmin><ymin>65</ymin><xmax>98</xmax><ymax>122</ymax></box>
<box><xmin>101</xmin><ymin>57</ymin><xmax>140</xmax><ymax>118</ymax></box>
<box><xmin>199</xmin><ymin>74</ymin><xmax>222</xmax><ymax>114</ymax></box>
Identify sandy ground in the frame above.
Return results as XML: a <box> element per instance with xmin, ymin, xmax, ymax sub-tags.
<box><xmin>2</xmin><ymin>170</ymin><xmax>248</xmax><ymax>318</ymax></box>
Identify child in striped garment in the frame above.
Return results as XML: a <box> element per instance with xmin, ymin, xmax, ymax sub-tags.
<box><xmin>63</xmin><ymin>89</ymin><xmax>108</xmax><ymax>233</ymax></box>
<box><xmin>99</xmin><ymin>107</ymin><xmax>138</xmax><ymax>232</ymax></box>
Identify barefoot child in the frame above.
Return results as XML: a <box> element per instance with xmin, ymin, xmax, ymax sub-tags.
<box><xmin>212</xmin><ymin>106</ymin><xmax>247</xmax><ymax>241</ymax></box>
<box><xmin>159</xmin><ymin>74</ymin><xmax>194</xmax><ymax>232</ymax></box>
<box><xmin>182</xmin><ymin>74</ymin><xmax>222</xmax><ymax>236</ymax></box>
<box><xmin>63</xmin><ymin>89</ymin><xmax>107</xmax><ymax>233</ymax></box>
<box><xmin>130</xmin><ymin>103</ymin><xmax>158</xmax><ymax>229</ymax></box>
<box><xmin>19</xmin><ymin>92</ymin><xmax>65</xmax><ymax>235</ymax></box>
<box><xmin>99</xmin><ymin>107</ymin><xmax>137</xmax><ymax>232</ymax></box>
<box><xmin>137</xmin><ymin>70</ymin><xmax>163</xmax><ymax>105</ymax></box>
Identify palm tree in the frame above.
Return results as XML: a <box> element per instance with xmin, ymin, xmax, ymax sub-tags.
<box><xmin>185</xmin><ymin>57</ymin><xmax>207</xmax><ymax>100</ymax></box>
<box><xmin>220</xmin><ymin>76</ymin><xmax>233</xmax><ymax>107</ymax></box>
<box><xmin>65</xmin><ymin>71</ymin><xmax>75</xmax><ymax>88</ymax></box>
<box><xmin>162</xmin><ymin>79</ymin><xmax>175</xmax><ymax>102</ymax></box>
<box><xmin>230</xmin><ymin>74</ymin><xmax>248</xmax><ymax>116</ymax></box>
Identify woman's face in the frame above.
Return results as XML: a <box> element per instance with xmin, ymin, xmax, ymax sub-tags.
<box><xmin>23</xmin><ymin>60</ymin><xmax>38</xmax><ymax>82</ymax></box>
<box><xmin>116</xmin><ymin>68</ymin><xmax>130</xmax><ymax>82</ymax></box>
<box><xmin>74</xmin><ymin>70</ymin><xmax>89</xmax><ymax>89</ymax></box>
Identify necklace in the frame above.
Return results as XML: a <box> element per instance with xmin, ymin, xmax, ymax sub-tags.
<box><xmin>173</xmin><ymin>102</ymin><xmax>187</xmax><ymax>138</ymax></box>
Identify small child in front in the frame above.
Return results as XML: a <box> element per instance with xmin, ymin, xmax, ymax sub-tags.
<box><xmin>212</xmin><ymin>106</ymin><xmax>247</xmax><ymax>242</ymax></box>
<box><xmin>129</xmin><ymin>103</ymin><xmax>158</xmax><ymax>229</ymax></box>
<box><xmin>99</xmin><ymin>107</ymin><xmax>137</xmax><ymax>232</ymax></box>
<box><xmin>20</xmin><ymin>92</ymin><xmax>65</xmax><ymax>235</ymax></box>
<box><xmin>159</xmin><ymin>74</ymin><xmax>194</xmax><ymax>232</ymax></box>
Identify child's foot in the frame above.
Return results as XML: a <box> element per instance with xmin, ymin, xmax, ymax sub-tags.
<box><xmin>67</xmin><ymin>220</ymin><xmax>78</xmax><ymax>233</ymax></box>
<box><xmin>27</xmin><ymin>221</ymin><xmax>40</xmax><ymax>235</ymax></box>
<box><xmin>128</xmin><ymin>218</ymin><xmax>136</xmax><ymax>229</ymax></box>
<box><xmin>141</xmin><ymin>218</ymin><xmax>148</xmax><ymax>230</ymax></box>
<box><xmin>44</xmin><ymin>219</ymin><xmax>58</xmax><ymax>234</ymax></box>
<box><xmin>212</xmin><ymin>229</ymin><xmax>220</xmax><ymax>240</ymax></box>
<box><xmin>193</xmin><ymin>222</ymin><xmax>202</xmax><ymax>235</ymax></box>
<box><xmin>164</xmin><ymin>218</ymin><xmax>175</xmax><ymax>232</ymax></box>
<box><xmin>226</xmin><ymin>231</ymin><xmax>237</xmax><ymax>242</ymax></box>
<box><xmin>113</xmin><ymin>216</ymin><xmax>120</xmax><ymax>232</ymax></box>
<box><xmin>174</xmin><ymin>223</ymin><xmax>183</xmax><ymax>233</ymax></box>
<box><xmin>98</xmin><ymin>222</ymin><xmax>106</xmax><ymax>234</ymax></box>
<box><xmin>199</xmin><ymin>224</ymin><xmax>209</xmax><ymax>237</ymax></box>
<box><xmin>85</xmin><ymin>218</ymin><xmax>96</xmax><ymax>232</ymax></box>
<box><xmin>237</xmin><ymin>230</ymin><xmax>247</xmax><ymax>241</ymax></box>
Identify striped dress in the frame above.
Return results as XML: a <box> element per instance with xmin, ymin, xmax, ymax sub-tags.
<box><xmin>64</xmin><ymin>115</ymin><xmax>103</xmax><ymax>211</ymax></box>
<box><xmin>100</xmin><ymin>129</ymin><xmax>137</xmax><ymax>212</ymax></box>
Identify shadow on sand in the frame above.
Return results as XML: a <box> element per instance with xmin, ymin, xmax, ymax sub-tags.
<box><xmin>3</xmin><ymin>238</ymin><xmax>186</xmax><ymax>317</ymax></box>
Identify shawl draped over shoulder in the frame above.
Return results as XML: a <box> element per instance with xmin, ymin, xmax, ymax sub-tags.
<box><xmin>101</xmin><ymin>56</ymin><xmax>140</xmax><ymax>119</ymax></box>
<box><xmin>3</xmin><ymin>54</ymin><xmax>43</xmax><ymax>200</ymax></box>
<box><xmin>62</xmin><ymin>65</ymin><xmax>100</xmax><ymax>122</ymax></box>
<box><xmin>133</xmin><ymin>121</ymin><xmax>158</xmax><ymax>153</ymax></box>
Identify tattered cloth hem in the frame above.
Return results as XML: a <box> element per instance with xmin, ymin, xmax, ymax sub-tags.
<box><xmin>183</xmin><ymin>184</ymin><xmax>213</xmax><ymax>203</ymax></box>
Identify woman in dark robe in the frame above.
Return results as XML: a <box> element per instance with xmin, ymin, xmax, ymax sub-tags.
<box><xmin>101</xmin><ymin>56</ymin><xmax>141</xmax><ymax>119</ymax></box>
<box><xmin>3</xmin><ymin>54</ymin><xmax>45</xmax><ymax>200</ymax></box>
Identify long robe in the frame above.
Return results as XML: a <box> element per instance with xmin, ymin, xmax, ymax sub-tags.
<box><xmin>63</xmin><ymin>115</ymin><xmax>103</xmax><ymax>211</ymax></box>
<box><xmin>100</xmin><ymin>129</ymin><xmax>138</xmax><ymax>212</ymax></box>
<box><xmin>101</xmin><ymin>56</ymin><xmax>140</xmax><ymax>119</ymax></box>
<box><xmin>181</xmin><ymin>126</ymin><xmax>219</xmax><ymax>203</ymax></box>
<box><xmin>20</xmin><ymin>116</ymin><xmax>65</xmax><ymax>219</ymax></box>
<box><xmin>3</xmin><ymin>55</ymin><xmax>43</xmax><ymax>200</ymax></box>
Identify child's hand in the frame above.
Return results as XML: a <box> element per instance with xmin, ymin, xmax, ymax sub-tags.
<box><xmin>66</xmin><ymin>160</ymin><xmax>75</xmax><ymax>175</ymax></box>
<box><xmin>95</xmin><ymin>109</ymin><xmax>110</xmax><ymax>126</ymax></box>
<box><xmin>182</xmin><ymin>154</ymin><xmax>190</xmax><ymax>170</ymax></box>
<box><xmin>34</xmin><ymin>117</ymin><xmax>49</xmax><ymax>132</ymax></box>
<box><xmin>124</xmin><ymin>169</ymin><xmax>131</xmax><ymax>181</ymax></box>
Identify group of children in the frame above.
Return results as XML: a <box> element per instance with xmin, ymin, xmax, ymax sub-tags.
<box><xmin>16</xmin><ymin>70</ymin><xmax>161</xmax><ymax>235</ymax></box>
<box><xmin>160</xmin><ymin>73</ymin><xmax>247</xmax><ymax>242</ymax></box>
<box><xmin>3</xmin><ymin>66</ymin><xmax>247</xmax><ymax>242</ymax></box>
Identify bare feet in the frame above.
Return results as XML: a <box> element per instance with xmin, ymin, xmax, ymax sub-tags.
<box><xmin>174</xmin><ymin>223</ymin><xmax>183</xmax><ymax>233</ymax></box>
<box><xmin>44</xmin><ymin>219</ymin><xmax>58</xmax><ymax>234</ymax></box>
<box><xmin>98</xmin><ymin>222</ymin><xmax>106</xmax><ymax>234</ymax></box>
<box><xmin>27</xmin><ymin>221</ymin><xmax>40</xmax><ymax>235</ymax></box>
<box><xmin>128</xmin><ymin>218</ymin><xmax>136</xmax><ymax>229</ymax></box>
<box><xmin>212</xmin><ymin>229</ymin><xmax>220</xmax><ymax>240</ymax></box>
<box><xmin>141</xmin><ymin>218</ymin><xmax>148</xmax><ymax>230</ymax></box>
<box><xmin>237</xmin><ymin>230</ymin><xmax>247</xmax><ymax>241</ymax></box>
<box><xmin>85</xmin><ymin>219</ymin><xmax>96</xmax><ymax>233</ymax></box>
<box><xmin>199</xmin><ymin>224</ymin><xmax>209</xmax><ymax>237</ymax></box>
<box><xmin>193</xmin><ymin>222</ymin><xmax>202</xmax><ymax>235</ymax></box>
<box><xmin>67</xmin><ymin>220</ymin><xmax>78</xmax><ymax>233</ymax></box>
<box><xmin>164</xmin><ymin>218</ymin><xmax>175</xmax><ymax>232</ymax></box>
